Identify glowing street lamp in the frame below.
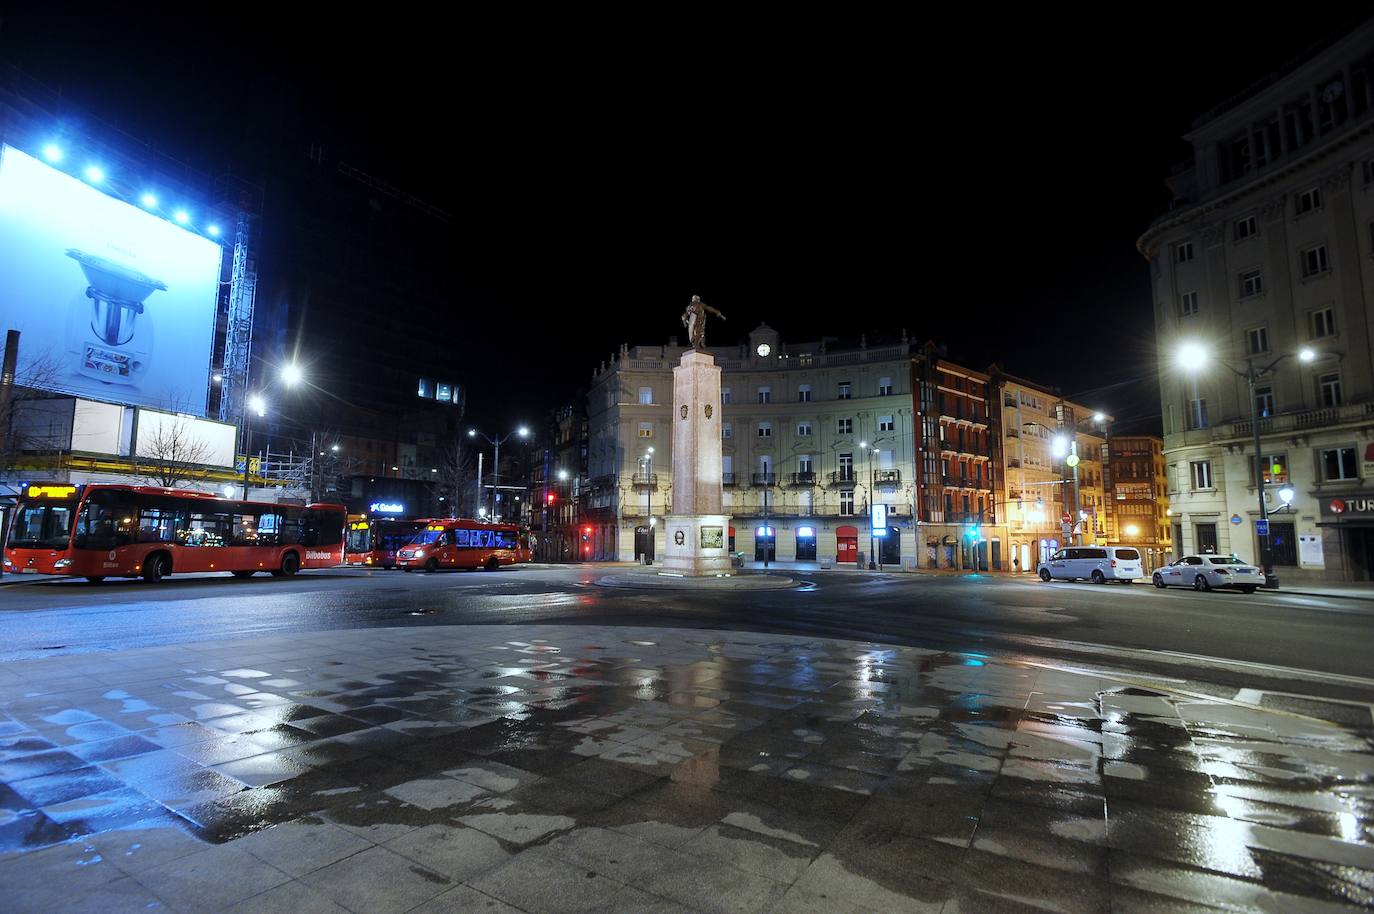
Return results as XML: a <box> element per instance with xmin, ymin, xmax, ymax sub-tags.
<box><xmin>42</xmin><ymin>144</ymin><xmax>62</xmax><ymax>163</ymax></box>
<box><xmin>280</xmin><ymin>362</ymin><xmax>304</xmax><ymax>386</ymax></box>
<box><xmin>469</xmin><ymin>425</ymin><xmax>532</xmax><ymax>519</ymax></box>
<box><xmin>1174</xmin><ymin>340</ymin><xmax>1328</xmax><ymax>589</ymax></box>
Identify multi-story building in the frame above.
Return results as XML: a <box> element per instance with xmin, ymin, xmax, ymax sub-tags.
<box><xmin>993</xmin><ymin>372</ymin><xmax>1107</xmax><ymax>571</ymax></box>
<box><xmin>1104</xmin><ymin>435</ymin><xmax>1173</xmax><ymax>571</ymax></box>
<box><xmin>586</xmin><ymin>326</ymin><xmax>918</xmax><ymax>564</ymax></box>
<box><xmin>1141</xmin><ymin>20</ymin><xmax>1374</xmax><ymax>582</ymax></box>
<box><xmin>912</xmin><ymin>350</ymin><xmax>1007</xmax><ymax>570</ymax></box>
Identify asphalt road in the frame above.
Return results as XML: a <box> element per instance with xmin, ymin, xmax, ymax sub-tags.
<box><xmin>3</xmin><ymin>565</ymin><xmax>1373</xmax><ymax>700</ymax></box>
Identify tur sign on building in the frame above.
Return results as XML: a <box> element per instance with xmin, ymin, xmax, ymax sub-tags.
<box><xmin>871</xmin><ymin>503</ymin><xmax>887</xmax><ymax>537</ymax></box>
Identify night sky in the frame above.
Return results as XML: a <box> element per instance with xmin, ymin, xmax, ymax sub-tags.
<box><xmin>1</xmin><ymin>11</ymin><xmax>1367</xmax><ymax>435</ymax></box>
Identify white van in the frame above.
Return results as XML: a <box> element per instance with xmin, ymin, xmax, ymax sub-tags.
<box><xmin>1036</xmin><ymin>546</ymin><xmax>1142</xmax><ymax>583</ymax></box>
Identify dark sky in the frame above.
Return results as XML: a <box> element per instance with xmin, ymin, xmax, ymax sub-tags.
<box><xmin>1</xmin><ymin>10</ymin><xmax>1367</xmax><ymax>435</ymax></box>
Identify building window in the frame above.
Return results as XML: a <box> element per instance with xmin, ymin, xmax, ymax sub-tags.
<box><xmin>637</xmin><ymin>422</ymin><xmax>653</xmax><ymax>438</ymax></box>
<box><xmin>1188</xmin><ymin>398</ymin><xmax>1208</xmax><ymax>430</ymax></box>
<box><xmin>1179</xmin><ymin>291</ymin><xmax>1199</xmax><ymax>316</ymax></box>
<box><xmin>638</xmin><ymin>387</ymin><xmax>653</xmax><ymax>405</ymax></box>
<box><xmin>417</xmin><ymin>379</ymin><xmax>433</xmax><ymax>398</ymax></box>
<box><xmin>1191</xmin><ymin>460</ymin><xmax>1213</xmax><ymax>490</ymax></box>
<box><xmin>837</xmin><ymin>418</ymin><xmax>853</xmax><ymax>435</ymax></box>
<box><xmin>758</xmin><ymin>386</ymin><xmax>771</xmax><ymax>404</ymax></box>
<box><xmin>837</xmin><ymin>382</ymin><xmax>852</xmax><ymax>400</ymax></box>
<box><xmin>1257</xmin><ymin>453</ymin><xmax>1287</xmax><ymax>485</ymax></box>
<box><xmin>879</xmin><ymin>415</ymin><xmax>895</xmax><ymax>432</ymax></box>
<box><xmin>1301</xmin><ymin>244</ymin><xmax>1329</xmax><ymax>277</ymax></box>
<box><xmin>1255</xmin><ymin>385</ymin><xmax>1275</xmax><ymax>418</ymax></box>
<box><xmin>1175</xmin><ymin>242</ymin><xmax>1195</xmax><ymax>263</ymax></box>
<box><xmin>721</xmin><ymin>387</ymin><xmax>732</xmax><ymax>404</ymax></box>
<box><xmin>1196</xmin><ymin>523</ymin><xmax>1219</xmax><ymax>554</ymax></box>
<box><xmin>839</xmin><ymin>453</ymin><xmax>854</xmax><ymax>481</ymax></box>
<box><xmin>1319</xmin><ymin>372</ymin><xmax>1342</xmax><ymax>407</ymax></box>
<box><xmin>878</xmin><ymin>377</ymin><xmax>893</xmax><ymax>396</ymax></box>
<box><xmin>1234</xmin><ymin>215</ymin><xmax>1256</xmax><ymax>240</ymax></box>
<box><xmin>799</xmin><ymin>455</ymin><xmax>813</xmax><ymax>473</ymax></box>
<box><xmin>1322</xmin><ymin>447</ymin><xmax>1358</xmax><ymax>481</ymax></box>
<box><xmin>1240</xmin><ymin>269</ymin><xmax>1264</xmax><ymax>298</ymax></box>
<box><xmin>797</xmin><ymin>385</ymin><xmax>812</xmax><ymax>402</ymax></box>
<box><xmin>840</xmin><ymin>490</ymin><xmax>855</xmax><ymax>515</ymax></box>
<box><xmin>797</xmin><ymin>421</ymin><xmax>812</xmax><ymax>437</ymax></box>
<box><xmin>1246</xmin><ymin>326</ymin><xmax>1269</xmax><ymax>355</ymax></box>
<box><xmin>1296</xmin><ymin>186</ymin><xmax>1322</xmax><ymax>215</ymax></box>
<box><xmin>757</xmin><ymin>422</ymin><xmax>772</xmax><ymax>438</ymax></box>
<box><xmin>722</xmin><ymin>422</ymin><xmax>732</xmax><ymax>439</ymax></box>
<box><xmin>799</xmin><ymin>354</ymin><xmax>813</xmax><ymax>367</ymax></box>
<box><xmin>1309</xmin><ymin>307</ymin><xmax>1336</xmax><ymax>339</ymax></box>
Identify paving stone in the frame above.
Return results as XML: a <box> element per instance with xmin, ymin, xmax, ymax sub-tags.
<box><xmin>407</xmin><ymin>883</ymin><xmax>526</xmax><ymax>913</ymax></box>
<box><xmin>384</xmin><ymin>822</ymin><xmax>509</xmax><ymax>881</ymax></box>
<box><xmin>633</xmin><ymin>852</ymin><xmax>789</xmax><ymax>914</ymax></box>
<box><xmin>470</xmin><ymin>849</ymin><xmax>626</xmax><ymax>912</ymax></box>
<box><xmin>222</xmin><ymin>879</ymin><xmax>352</xmax><ymax>914</ymax></box>
<box><xmin>134</xmin><ymin>844</ymin><xmax>291</xmax><ymax>911</ymax></box>
<box><xmin>233</xmin><ymin>818</ymin><xmax>373</xmax><ymax>877</ymax></box>
<box><xmin>299</xmin><ymin>845</ymin><xmax>451</xmax><ymax>913</ymax></box>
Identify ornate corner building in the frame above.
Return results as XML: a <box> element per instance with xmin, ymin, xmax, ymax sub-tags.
<box><xmin>1140</xmin><ymin>20</ymin><xmax>1374</xmax><ymax>581</ymax></box>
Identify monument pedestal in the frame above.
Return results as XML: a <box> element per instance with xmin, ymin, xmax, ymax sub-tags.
<box><xmin>661</xmin><ymin>349</ymin><xmax>732</xmax><ymax>576</ymax></box>
<box><xmin>661</xmin><ymin>514</ymin><xmax>732</xmax><ymax>576</ymax></box>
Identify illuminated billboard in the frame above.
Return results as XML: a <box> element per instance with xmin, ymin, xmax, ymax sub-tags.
<box><xmin>0</xmin><ymin>145</ymin><xmax>222</xmax><ymax>414</ymax></box>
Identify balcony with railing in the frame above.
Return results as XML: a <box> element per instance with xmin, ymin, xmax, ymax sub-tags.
<box><xmin>1226</xmin><ymin>401</ymin><xmax>1374</xmax><ymax>439</ymax></box>
<box><xmin>751</xmin><ymin>472</ymin><xmax>777</xmax><ymax>486</ymax></box>
<box><xmin>588</xmin><ymin>474</ymin><xmax>615</xmax><ymax>492</ymax></box>
<box><xmin>875</xmin><ymin>469</ymin><xmax>901</xmax><ymax>488</ymax></box>
<box><xmin>721</xmin><ymin>472</ymin><xmax>737</xmax><ymax>486</ymax></box>
<box><xmin>787</xmin><ymin>471</ymin><xmax>817</xmax><ymax>487</ymax></box>
<box><xmin>631</xmin><ymin>473</ymin><xmax>659</xmax><ymax>489</ymax></box>
<box><xmin>829</xmin><ymin>469</ymin><xmax>857</xmax><ymax>486</ymax></box>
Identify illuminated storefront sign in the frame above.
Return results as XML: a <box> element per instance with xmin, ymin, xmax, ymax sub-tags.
<box><xmin>370</xmin><ymin>502</ymin><xmax>405</xmax><ymax>515</ymax></box>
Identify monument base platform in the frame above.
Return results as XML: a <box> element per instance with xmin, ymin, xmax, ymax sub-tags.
<box><xmin>660</xmin><ymin>514</ymin><xmax>732</xmax><ymax>577</ymax></box>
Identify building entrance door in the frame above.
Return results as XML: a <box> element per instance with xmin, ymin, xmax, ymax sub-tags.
<box><xmin>879</xmin><ymin>527</ymin><xmax>900</xmax><ymax>565</ymax></box>
<box><xmin>836</xmin><ymin>524</ymin><xmax>859</xmax><ymax>564</ymax></box>
<box><xmin>754</xmin><ymin>525</ymin><xmax>776</xmax><ymax>562</ymax></box>
<box><xmin>795</xmin><ymin>526</ymin><xmax>817</xmax><ymax>561</ymax></box>
<box><xmin>634</xmin><ymin>525</ymin><xmax>654</xmax><ymax>564</ymax></box>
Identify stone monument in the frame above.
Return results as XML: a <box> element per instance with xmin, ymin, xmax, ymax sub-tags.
<box><xmin>661</xmin><ymin>296</ymin><xmax>732</xmax><ymax>576</ymax></box>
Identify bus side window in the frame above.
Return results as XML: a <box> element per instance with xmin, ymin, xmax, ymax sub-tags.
<box><xmin>454</xmin><ymin>529</ymin><xmax>469</xmax><ymax>547</ymax></box>
<box><xmin>258</xmin><ymin>512</ymin><xmax>281</xmax><ymax>546</ymax></box>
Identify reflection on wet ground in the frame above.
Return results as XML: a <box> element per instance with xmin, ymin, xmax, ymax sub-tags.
<box><xmin>0</xmin><ymin>624</ymin><xmax>1371</xmax><ymax>912</ymax></box>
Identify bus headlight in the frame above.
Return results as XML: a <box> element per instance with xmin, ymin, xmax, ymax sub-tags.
<box><xmin>53</xmin><ymin>558</ymin><xmax>72</xmax><ymax>569</ymax></box>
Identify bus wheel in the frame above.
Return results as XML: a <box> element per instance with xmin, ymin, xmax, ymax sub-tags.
<box><xmin>231</xmin><ymin>570</ymin><xmax>255</xmax><ymax>579</ymax></box>
<box><xmin>279</xmin><ymin>552</ymin><xmax>300</xmax><ymax>577</ymax></box>
<box><xmin>85</xmin><ymin>576</ymin><xmax>105</xmax><ymax>584</ymax></box>
<box><xmin>485</xmin><ymin>557</ymin><xmax>500</xmax><ymax>572</ymax></box>
<box><xmin>142</xmin><ymin>553</ymin><xmax>170</xmax><ymax>583</ymax></box>
<box><xmin>424</xmin><ymin>558</ymin><xmax>439</xmax><ymax>573</ymax></box>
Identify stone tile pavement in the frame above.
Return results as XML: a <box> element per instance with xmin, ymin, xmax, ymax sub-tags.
<box><xmin>0</xmin><ymin>625</ymin><xmax>1371</xmax><ymax>912</ymax></box>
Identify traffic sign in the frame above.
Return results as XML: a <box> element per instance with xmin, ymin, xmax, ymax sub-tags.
<box><xmin>1255</xmin><ymin>519</ymin><xmax>1269</xmax><ymax>535</ymax></box>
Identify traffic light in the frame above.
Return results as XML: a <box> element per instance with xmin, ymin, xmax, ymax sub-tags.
<box><xmin>546</xmin><ymin>492</ymin><xmax>556</xmax><ymax>505</ymax></box>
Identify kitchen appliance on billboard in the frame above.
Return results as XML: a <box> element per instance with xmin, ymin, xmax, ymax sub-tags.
<box><xmin>0</xmin><ymin>145</ymin><xmax>222</xmax><ymax>414</ymax></box>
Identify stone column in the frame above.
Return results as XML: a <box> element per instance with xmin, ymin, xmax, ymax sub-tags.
<box><xmin>662</xmin><ymin>350</ymin><xmax>732</xmax><ymax>575</ymax></box>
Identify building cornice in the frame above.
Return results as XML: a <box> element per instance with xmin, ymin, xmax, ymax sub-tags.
<box><xmin>1136</xmin><ymin>119</ymin><xmax>1374</xmax><ymax>259</ymax></box>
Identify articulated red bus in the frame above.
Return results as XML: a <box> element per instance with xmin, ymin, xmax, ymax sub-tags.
<box><xmin>3</xmin><ymin>483</ymin><xmax>345</xmax><ymax>583</ymax></box>
<box><xmin>396</xmin><ymin>518</ymin><xmax>531</xmax><ymax>572</ymax></box>
<box><xmin>345</xmin><ymin>516</ymin><xmax>429</xmax><ymax>568</ymax></box>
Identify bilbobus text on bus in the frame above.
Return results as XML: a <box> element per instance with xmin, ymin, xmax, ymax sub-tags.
<box><xmin>396</xmin><ymin>518</ymin><xmax>531</xmax><ymax>572</ymax></box>
<box><xmin>345</xmin><ymin>516</ymin><xmax>430</xmax><ymax>569</ymax></box>
<box><xmin>3</xmin><ymin>483</ymin><xmax>345</xmax><ymax>583</ymax></box>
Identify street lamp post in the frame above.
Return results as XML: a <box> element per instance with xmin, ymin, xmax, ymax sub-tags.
<box><xmin>1177</xmin><ymin>342</ymin><xmax>1317</xmax><ymax>589</ymax></box>
<box><xmin>239</xmin><ymin>362</ymin><xmax>304</xmax><ymax>500</ymax></box>
<box><xmin>468</xmin><ymin>425</ymin><xmax>529</xmax><ymax>520</ymax></box>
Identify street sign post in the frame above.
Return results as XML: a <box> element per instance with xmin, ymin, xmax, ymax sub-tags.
<box><xmin>1255</xmin><ymin>518</ymin><xmax>1269</xmax><ymax>536</ymax></box>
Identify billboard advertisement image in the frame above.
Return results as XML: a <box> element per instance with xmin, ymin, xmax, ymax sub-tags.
<box><xmin>0</xmin><ymin>145</ymin><xmax>222</xmax><ymax>414</ymax></box>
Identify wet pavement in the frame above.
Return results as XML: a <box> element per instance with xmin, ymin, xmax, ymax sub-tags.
<box><xmin>0</xmin><ymin>624</ymin><xmax>1371</xmax><ymax>912</ymax></box>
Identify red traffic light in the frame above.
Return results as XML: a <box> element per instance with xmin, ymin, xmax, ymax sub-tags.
<box><xmin>546</xmin><ymin>493</ymin><xmax>556</xmax><ymax>504</ymax></box>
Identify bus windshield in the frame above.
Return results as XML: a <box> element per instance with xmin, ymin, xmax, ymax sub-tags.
<box><xmin>7</xmin><ymin>503</ymin><xmax>76</xmax><ymax>549</ymax></box>
<box><xmin>413</xmin><ymin>529</ymin><xmax>445</xmax><ymax>545</ymax></box>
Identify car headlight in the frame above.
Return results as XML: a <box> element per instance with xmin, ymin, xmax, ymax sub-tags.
<box><xmin>413</xmin><ymin>550</ymin><xmax>425</xmax><ymax>558</ymax></box>
<box><xmin>53</xmin><ymin>558</ymin><xmax>72</xmax><ymax>569</ymax></box>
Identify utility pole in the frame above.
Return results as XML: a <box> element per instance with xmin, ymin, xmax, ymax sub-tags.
<box><xmin>476</xmin><ymin>451</ymin><xmax>483</xmax><ymax>518</ymax></box>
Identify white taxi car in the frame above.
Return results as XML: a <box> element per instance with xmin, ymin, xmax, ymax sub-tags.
<box><xmin>1152</xmin><ymin>554</ymin><xmax>1264</xmax><ymax>593</ymax></box>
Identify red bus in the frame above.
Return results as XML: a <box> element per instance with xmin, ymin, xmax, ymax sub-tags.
<box><xmin>3</xmin><ymin>483</ymin><xmax>345</xmax><ymax>583</ymax></box>
<box><xmin>396</xmin><ymin>518</ymin><xmax>530</xmax><ymax>572</ymax></box>
<box><xmin>345</xmin><ymin>516</ymin><xmax>429</xmax><ymax>568</ymax></box>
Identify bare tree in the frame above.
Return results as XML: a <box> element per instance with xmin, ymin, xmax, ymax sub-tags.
<box><xmin>139</xmin><ymin>416</ymin><xmax>215</xmax><ymax>487</ymax></box>
<box><xmin>438</xmin><ymin>436</ymin><xmax>477</xmax><ymax>518</ymax></box>
<box><xmin>0</xmin><ymin>344</ymin><xmax>68</xmax><ymax>469</ymax></box>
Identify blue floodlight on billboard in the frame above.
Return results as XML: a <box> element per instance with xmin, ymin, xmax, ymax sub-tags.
<box><xmin>0</xmin><ymin>146</ymin><xmax>223</xmax><ymax>414</ymax></box>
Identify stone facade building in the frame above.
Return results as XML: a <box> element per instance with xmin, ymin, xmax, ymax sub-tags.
<box><xmin>1105</xmin><ymin>435</ymin><xmax>1173</xmax><ymax>572</ymax></box>
<box><xmin>1140</xmin><ymin>20</ymin><xmax>1374</xmax><ymax>581</ymax></box>
<box><xmin>585</xmin><ymin>326</ymin><xmax>917</xmax><ymax>565</ymax></box>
